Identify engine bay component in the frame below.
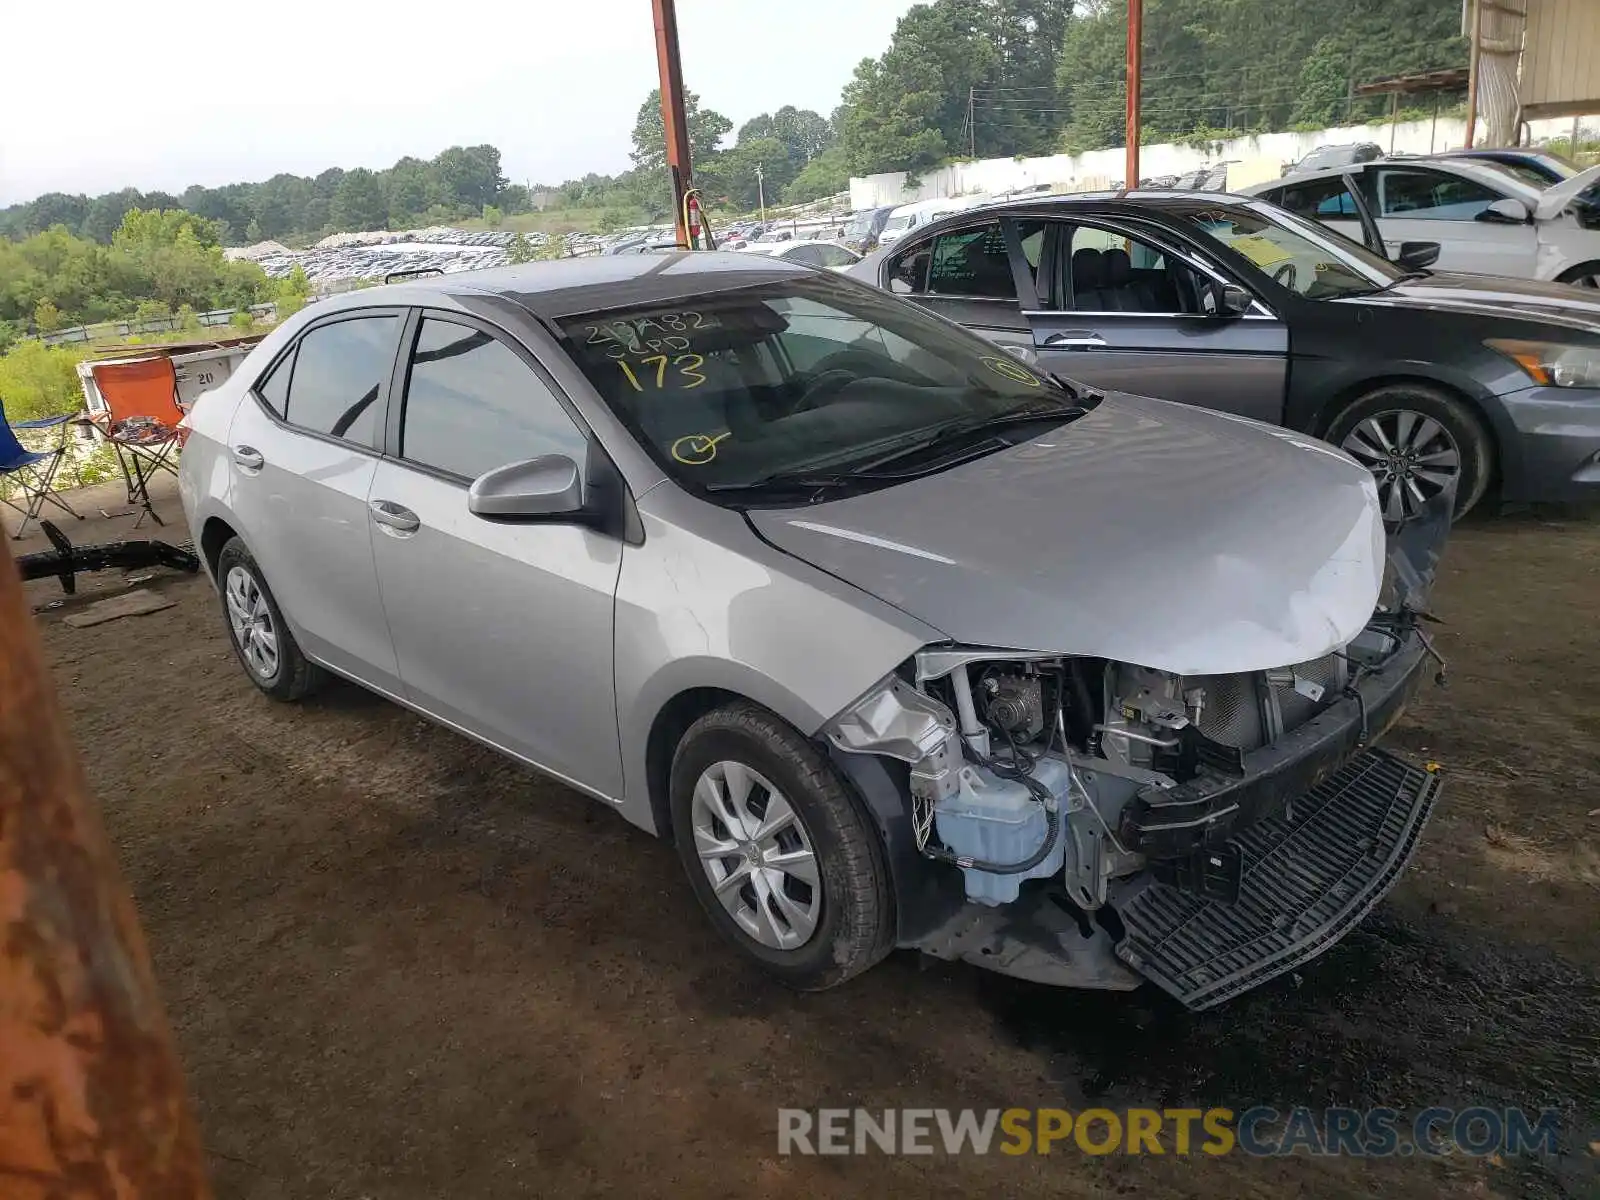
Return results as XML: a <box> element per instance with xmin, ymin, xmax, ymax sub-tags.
<box><xmin>933</xmin><ymin>756</ymin><xmax>1072</xmax><ymax>905</ymax></box>
<box><xmin>979</xmin><ymin>672</ymin><xmax>1045</xmax><ymax>742</ymax></box>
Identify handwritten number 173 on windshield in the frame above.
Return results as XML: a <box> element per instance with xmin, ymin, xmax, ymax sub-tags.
<box><xmin>618</xmin><ymin>354</ymin><xmax>708</xmax><ymax>393</ymax></box>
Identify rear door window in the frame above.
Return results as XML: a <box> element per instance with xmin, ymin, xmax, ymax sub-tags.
<box><xmin>283</xmin><ymin>315</ymin><xmax>398</xmax><ymax>447</ymax></box>
<box><xmin>255</xmin><ymin>348</ymin><xmax>294</xmax><ymax>418</ymax></box>
<box><xmin>927</xmin><ymin>223</ymin><xmax>1017</xmax><ymax>298</ymax></box>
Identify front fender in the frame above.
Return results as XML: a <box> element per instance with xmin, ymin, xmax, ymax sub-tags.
<box><xmin>613</xmin><ymin>490</ymin><xmax>941</xmax><ymax>834</ymax></box>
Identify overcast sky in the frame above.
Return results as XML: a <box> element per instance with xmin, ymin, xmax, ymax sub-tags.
<box><xmin>0</xmin><ymin>0</ymin><xmax>916</xmax><ymax>205</ymax></box>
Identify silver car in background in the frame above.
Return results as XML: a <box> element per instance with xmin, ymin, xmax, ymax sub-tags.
<box><xmin>180</xmin><ymin>253</ymin><xmax>1450</xmax><ymax>1009</ymax></box>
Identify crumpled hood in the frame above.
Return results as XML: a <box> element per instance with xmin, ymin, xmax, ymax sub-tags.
<box><xmin>1536</xmin><ymin>163</ymin><xmax>1600</xmax><ymax>221</ymax></box>
<box><xmin>748</xmin><ymin>392</ymin><xmax>1386</xmax><ymax>676</ymax></box>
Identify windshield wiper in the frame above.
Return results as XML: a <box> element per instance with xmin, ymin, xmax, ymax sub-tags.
<box><xmin>857</xmin><ymin>403</ymin><xmax>1088</xmax><ymax>472</ymax></box>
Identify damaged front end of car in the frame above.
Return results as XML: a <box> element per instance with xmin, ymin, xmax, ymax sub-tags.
<box><xmin>822</xmin><ymin>490</ymin><xmax>1452</xmax><ymax>1011</ymax></box>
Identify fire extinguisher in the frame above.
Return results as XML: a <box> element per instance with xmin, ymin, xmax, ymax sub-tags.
<box><xmin>681</xmin><ymin>187</ymin><xmax>715</xmax><ymax>250</ymax></box>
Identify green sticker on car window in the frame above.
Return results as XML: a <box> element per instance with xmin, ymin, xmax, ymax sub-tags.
<box><xmin>981</xmin><ymin>355</ymin><xmax>1042</xmax><ymax>387</ymax></box>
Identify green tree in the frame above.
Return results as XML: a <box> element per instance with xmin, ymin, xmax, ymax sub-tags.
<box><xmin>275</xmin><ymin>264</ymin><xmax>312</xmax><ymax>320</ymax></box>
<box><xmin>330</xmin><ymin>169</ymin><xmax>389</xmax><ymax>232</ymax></box>
<box><xmin>431</xmin><ymin>145</ymin><xmax>507</xmax><ymax>211</ymax></box>
<box><xmin>837</xmin><ymin>56</ymin><xmax>949</xmax><ymax>174</ymax></box>
<box><xmin>33</xmin><ymin>298</ymin><xmax>62</xmax><ymax>332</ymax></box>
<box><xmin>783</xmin><ymin>146</ymin><xmax>852</xmax><ymax>203</ymax></box>
<box><xmin>698</xmin><ymin>138</ymin><xmax>796</xmax><ymax>211</ymax></box>
<box><xmin>631</xmin><ymin>88</ymin><xmax>733</xmax><ymax>173</ymax></box>
<box><xmin>384</xmin><ymin>157</ymin><xmax>441</xmax><ymax>227</ymax></box>
<box><xmin>482</xmin><ymin>204</ymin><xmax>504</xmax><ymax>228</ymax></box>
<box><xmin>506</xmin><ymin>233</ymin><xmax>535</xmax><ymax>264</ymax></box>
<box><xmin>230</xmin><ymin>306</ymin><xmax>255</xmax><ymax>330</ymax></box>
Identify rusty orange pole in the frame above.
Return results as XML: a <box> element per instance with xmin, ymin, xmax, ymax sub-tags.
<box><xmin>1464</xmin><ymin>0</ymin><xmax>1483</xmax><ymax>148</ymax></box>
<box><xmin>653</xmin><ymin>0</ymin><xmax>694</xmax><ymax>248</ymax></box>
<box><xmin>0</xmin><ymin>543</ymin><xmax>211</xmax><ymax>1200</ymax></box>
<box><xmin>1125</xmin><ymin>0</ymin><xmax>1143</xmax><ymax>189</ymax></box>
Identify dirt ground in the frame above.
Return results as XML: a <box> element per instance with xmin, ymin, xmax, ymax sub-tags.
<box><xmin>14</xmin><ymin>477</ymin><xmax>1600</xmax><ymax>1199</ymax></box>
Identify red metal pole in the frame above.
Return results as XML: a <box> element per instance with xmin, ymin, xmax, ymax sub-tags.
<box><xmin>0</xmin><ymin>543</ymin><xmax>211</xmax><ymax>1199</ymax></box>
<box><xmin>652</xmin><ymin>0</ymin><xmax>694</xmax><ymax>248</ymax></box>
<box><xmin>1125</xmin><ymin>0</ymin><xmax>1143</xmax><ymax>189</ymax></box>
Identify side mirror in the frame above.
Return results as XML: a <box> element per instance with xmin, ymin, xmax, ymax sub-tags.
<box><xmin>1218</xmin><ymin>283</ymin><xmax>1254</xmax><ymax>316</ymax></box>
<box><xmin>1477</xmin><ymin>197</ymin><xmax>1530</xmax><ymax>225</ymax></box>
<box><xmin>468</xmin><ymin>454</ymin><xmax>584</xmax><ymax>521</ymax></box>
<box><xmin>1394</xmin><ymin>241</ymin><xmax>1440</xmax><ymax>270</ymax></box>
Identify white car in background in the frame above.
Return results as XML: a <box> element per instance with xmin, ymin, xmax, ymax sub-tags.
<box><xmin>736</xmin><ymin>239</ymin><xmax>861</xmax><ymax>271</ymax></box>
<box><xmin>877</xmin><ymin>198</ymin><xmax>971</xmax><ymax>247</ymax></box>
<box><xmin>1246</xmin><ymin>158</ymin><xmax>1600</xmax><ymax>288</ymax></box>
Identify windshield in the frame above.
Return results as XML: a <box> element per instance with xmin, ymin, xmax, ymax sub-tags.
<box><xmin>1176</xmin><ymin>201</ymin><xmax>1403</xmax><ymax>299</ymax></box>
<box><xmin>557</xmin><ymin>276</ymin><xmax>1075</xmax><ymax>494</ymax></box>
<box><xmin>884</xmin><ymin>214</ymin><xmax>915</xmax><ymax>232</ymax></box>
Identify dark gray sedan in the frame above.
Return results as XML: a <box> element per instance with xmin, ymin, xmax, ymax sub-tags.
<box><xmin>848</xmin><ymin>192</ymin><xmax>1600</xmax><ymax>520</ymax></box>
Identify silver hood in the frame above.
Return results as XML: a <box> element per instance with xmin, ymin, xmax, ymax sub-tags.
<box><xmin>748</xmin><ymin>392</ymin><xmax>1386</xmax><ymax>676</ymax></box>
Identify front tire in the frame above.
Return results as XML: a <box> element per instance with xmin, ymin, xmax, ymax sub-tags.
<box><xmin>215</xmin><ymin>537</ymin><xmax>326</xmax><ymax>702</ymax></box>
<box><xmin>1325</xmin><ymin>383</ymin><xmax>1492</xmax><ymax>520</ymax></box>
<box><xmin>670</xmin><ymin>702</ymin><xmax>895</xmax><ymax>990</ymax></box>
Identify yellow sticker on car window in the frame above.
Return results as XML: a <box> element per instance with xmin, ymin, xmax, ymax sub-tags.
<box><xmin>981</xmin><ymin>355</ymin><xmax>1042</xmax><ymax>387</ymax></box>
<box><xmin>1225</xmin><ymin>235</ymin><xmax>1293</xmax><ymax>269</ymax></box>
<box><xmin>671</xmin><ymin>431</ymin><xmax>730</xmax><ymax>465</ymax></box>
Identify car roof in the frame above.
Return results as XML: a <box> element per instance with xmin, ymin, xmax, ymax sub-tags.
<box><xmin>316</xmin><ymin>252</ymin><xmax>809</xmax><ymax>321</ymax></box>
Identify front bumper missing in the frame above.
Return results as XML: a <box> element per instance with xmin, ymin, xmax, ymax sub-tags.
<box><xmin>1119</xmin><ymin>630</ymin><xmax>1431</xmax><ymax>859</ymax></box>
<box><xmin>1113</xmin><ymin>748</ymin><xmax>1441</xmax><ymax>1010</ymax></box>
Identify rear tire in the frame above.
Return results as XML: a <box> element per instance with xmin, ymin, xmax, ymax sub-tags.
<box><xmin>670</xmin><ymin>702</ymin><xmax>895</xmax><ymax>990</ymax></box>
<box><xmin>1325</xmin><ymin>383</ymin><xmax>1492</xmax><ymax>520</ymax></box>
<box><xmin>215</xmin><ymin>537</ymin><xmax>327</xmax><ymax>702</ymax></box>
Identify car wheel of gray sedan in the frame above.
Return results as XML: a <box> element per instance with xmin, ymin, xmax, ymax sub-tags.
<box><xmin>215</xmin><ymin>537</ymin><xmax>327</xmax><ymax>702</ymax></box>
<box><xmin>669</xmin><ymin>702</ymin><xmax>895</xmax><ymax>990</ymax></box>
<box><xmin>1327</xmin><ymin>384</ymin><xmax>1491</xmax><ymax>521</ymax></box>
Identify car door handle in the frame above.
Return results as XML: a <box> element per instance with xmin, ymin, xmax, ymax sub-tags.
<box><xmin>1041</xmin><ymin>331</ymin><xmax>1107</xmax><ymax>349</ymax></box>
<box><xmin>369</xmin><ymin>500</ymin><xmax>421</xmax><ymax>535</ymax></box>
<box><xmin>231</xmin><ymin>445</ymin><xmax>264</xmax><ymax>471</ymax></box>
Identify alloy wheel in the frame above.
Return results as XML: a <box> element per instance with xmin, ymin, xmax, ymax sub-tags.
<box><xmin>225</xmin><ymin>565</ymin><xmax>279</xmax><ymax>680</ymax></box>
<box><xmin>1339</xmin><ymin>409</ymin><xmax>1461</xmax><ymax>523</ymax></box>
<box><xmin>690</xmin><ymin>760</ymin><xmax>822</xmax><ymax>951</ymax></box>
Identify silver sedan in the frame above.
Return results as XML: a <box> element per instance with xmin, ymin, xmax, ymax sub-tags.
<box><xmin>180</xmin><ymin>252</ymin><xmax>1450</xmax><ymax>1009</ymax></box>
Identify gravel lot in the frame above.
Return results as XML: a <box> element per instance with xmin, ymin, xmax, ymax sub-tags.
<box><xmin>16</xmin><ymin>478</ymin><xmax>1600</xmax><ymax>1199</ymax></box>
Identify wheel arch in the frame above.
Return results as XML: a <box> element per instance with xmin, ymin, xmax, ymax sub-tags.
<box><xmin>1311</xmin><ymin>371</ymin><xmax>1513</xmax><ymax>498</ymax></box>
<box><xmin>638</xmin><ymin>679</ymin><xmax>960</xmax><ymax>947</ymax></box>
<box><xmin>1555</xmin><ymin>259</ymin><xmax>1600</xmax><ymax>287</ymax></box>
<box><xmin>199</xmin><ymin>514</ymin><xmax>239</xmax><ymax>580</ymax></box>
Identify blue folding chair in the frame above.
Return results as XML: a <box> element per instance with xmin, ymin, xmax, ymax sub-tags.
<box><xmin>1</xmin><ymin>403</ymin><xmax>84</xmax><ymax>539</ymax></box>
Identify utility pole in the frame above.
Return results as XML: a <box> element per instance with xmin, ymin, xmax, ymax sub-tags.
<box><xmin>1125</xmin><ymin>0</ymin><xmax>1143</xmax><ymax>189</ymax></box>
<box><xmin>756</xmin><ymin>165</ymin><xmax>766</xmax><ymax>222</ymax></box>
<box><xmin>651</xmin><ymin>0</ymin><xmax>695</xmax><ymax>248</ymax></box>
<box><xmin>969</xmin><ymin>87</ymin><xmax>976</xmax><ymax>158</ymax></box>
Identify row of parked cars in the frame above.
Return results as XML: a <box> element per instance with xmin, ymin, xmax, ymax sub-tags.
<box><xmin>175</xmin><ymin>144</ymin><xmax>1597</xmax><ymax>1015</ymax></box>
